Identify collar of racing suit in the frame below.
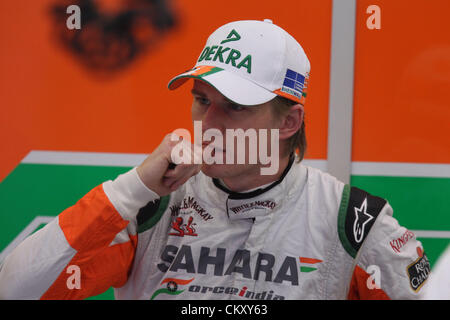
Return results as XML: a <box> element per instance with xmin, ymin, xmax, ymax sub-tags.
<box><xmin>211</xmin><ymin>154</ymin><xmax>305</xmax><ymax>220</ymax></box>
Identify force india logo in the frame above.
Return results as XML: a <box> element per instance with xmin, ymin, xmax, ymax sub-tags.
<box><xmin>151</xmin><ymin>276</ymin><xmax>285</xmax><ymax>300</ymax></box>
<box><xmin>150</xmin><ymin>277</ymin><xmax>195</xmax><ymax>300</ymax></box>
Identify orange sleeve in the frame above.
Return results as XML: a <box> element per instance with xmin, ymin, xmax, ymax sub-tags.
<box><xmin>347</xmin><ymin>265</ymin><xmax>390</xmax><ymax>300</ymax></box>
<box><xmin>0</xmin><ymin>168</ymin><xmax>157</xmax><ymax>300</ymax></box>
<box><xmin>40</xmin><ymin>184</ymin><xmax>137</xmax><ymax>300</ymax></box>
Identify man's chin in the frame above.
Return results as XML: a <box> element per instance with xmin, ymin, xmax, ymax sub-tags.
<box><xmin>200</xmin><ymin>163</ymin><xmax>256</xmax><ymax>180</ymax></box>
<box><xmin>200</xmin><ymin>163</ymin><xmax>227</xmax><ymax>179</ymax></box>
<box><xmin>200</xmin><ymin>163</ymin><xmax>245</xmax><ymax>179</ymax></box>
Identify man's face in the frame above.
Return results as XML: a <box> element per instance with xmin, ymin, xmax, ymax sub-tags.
<box><xmin>190</xmin><ymin>80</ymin><xmax>280</xmax><ymax>180</ymax></box>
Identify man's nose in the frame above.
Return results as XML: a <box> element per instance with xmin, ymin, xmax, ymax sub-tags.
<box><xmin>201</xmin><ymin>103</ymin><xmax>224</xmax><ymax>132</ymax></box>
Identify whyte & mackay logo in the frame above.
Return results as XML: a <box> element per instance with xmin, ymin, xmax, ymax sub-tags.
<box><xmin>229</xmin><ymin>200</ymin><xmax>276</xmax><ymax>215</ymax></box>
<box><xmin>169</xmin><ymin>216</ymin><xmax>198</xmax><ymax>237</ymax></box>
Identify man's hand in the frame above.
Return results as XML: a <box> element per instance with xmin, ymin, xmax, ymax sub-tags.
<box><xmin>136</xmin><ymin>134</ymin><xmax>201</xmax><ymax>197</ymax></box>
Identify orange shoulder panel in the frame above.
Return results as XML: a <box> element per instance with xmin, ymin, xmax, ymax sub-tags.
<box><xmin>347</xmin><ymin>265</ymin><xmax>390</xmax><ymax>300</ymax></box>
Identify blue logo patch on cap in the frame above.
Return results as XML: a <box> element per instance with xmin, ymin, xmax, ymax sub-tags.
<box><xmin>281</xmin><ymin>69</ymin><xmax>305</xmax><ymax>99</ymax></box>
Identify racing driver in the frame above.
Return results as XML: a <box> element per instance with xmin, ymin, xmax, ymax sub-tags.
<box><xmin>0</xmin><ymin>19</ymin><xmax>430</xmax><ymax>300</ymax></box>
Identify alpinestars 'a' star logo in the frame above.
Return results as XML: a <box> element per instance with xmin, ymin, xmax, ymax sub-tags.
<box><xmin>353</xmin><ymin>198</ymin><xmax>374</xmax><ymax>243</ymax></box>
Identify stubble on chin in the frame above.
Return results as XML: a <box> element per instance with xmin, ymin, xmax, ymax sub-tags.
<box><xmin>200</xmin><ymin>163</ymin><xmax>261</xmax><ymax>180</ymax></box>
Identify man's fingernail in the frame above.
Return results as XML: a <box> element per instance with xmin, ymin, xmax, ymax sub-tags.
<box><xmin>168</xmin><ymin>163</ymin><xmax>177</xmax><ymax>170</ymax></box>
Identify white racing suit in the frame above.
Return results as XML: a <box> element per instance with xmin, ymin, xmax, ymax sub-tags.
<box><xmin>0</xmin><ymin>158</ymin><xmax>430</xmax><ymax>299</ymax></box>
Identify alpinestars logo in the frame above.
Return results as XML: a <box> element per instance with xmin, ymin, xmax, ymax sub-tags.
<box><xmin>150</xmin><ymin>277</ymin><xmax>194</xmax><ymax>300</ymax></box>
<box><xmin>353</xmin><ymin>198</ymin><xmax>374</xmax><ymax>243</ymax></box>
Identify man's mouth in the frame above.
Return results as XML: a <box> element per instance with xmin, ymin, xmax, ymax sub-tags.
<box><xmin>202</xmin><ymin>142</ymin><xmax>225</xmax><ymax>153</ymax></box>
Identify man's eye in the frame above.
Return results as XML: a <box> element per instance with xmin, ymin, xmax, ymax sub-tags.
<box><xmin>195</xmin><ymin>96</ymin><xmax>210</xmax><ymax>106</ymax></box>
<box><xmin>228</xmin><ymin>104</ymin><xmax>245</xmax><ymax>111</ymax></box>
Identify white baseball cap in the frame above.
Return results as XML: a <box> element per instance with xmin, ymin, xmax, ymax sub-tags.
<box><xmin>168</xmin><ymin>19</ymin><xmax>311</xmax><ymax>106</ymax></box>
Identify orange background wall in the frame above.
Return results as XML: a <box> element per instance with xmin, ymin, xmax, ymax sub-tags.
<box><xmin>0</xmin><ymin>0</ymin><xmax>332</xmax><ymax>182</ymax></box>
<box><xmin>352</xmin><ymin>0</ymin><xmax>450</xmax><ymax>164</ymax></box>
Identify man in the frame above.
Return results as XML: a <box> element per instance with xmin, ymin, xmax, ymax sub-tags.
<box><xmin>0</xmin><ymin>19</ymin><xmax>430</xmax><ymax>299</ymax></box>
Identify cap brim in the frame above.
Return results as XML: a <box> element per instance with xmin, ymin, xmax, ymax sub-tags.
<box><xmin>168</xmin><ymin>66</ymin><xmax>276</xmax><ymax>106</ymax></box>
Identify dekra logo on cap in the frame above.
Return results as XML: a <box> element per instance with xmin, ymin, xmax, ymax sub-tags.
<box><xmin>197</xmin><ymin>29</ymin><xmax>252</xmax><ymax>74</ymax></box>
<box><xmin>220</xmin><ymin>29</ymin><xmax>241</xmax><ymax>44</ymax></box>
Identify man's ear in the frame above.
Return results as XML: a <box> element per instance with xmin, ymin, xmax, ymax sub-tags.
<box><xmin>278</xmin><ymin>104</ymin><xmax>304</xmax><ymax>140</ymax></box>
